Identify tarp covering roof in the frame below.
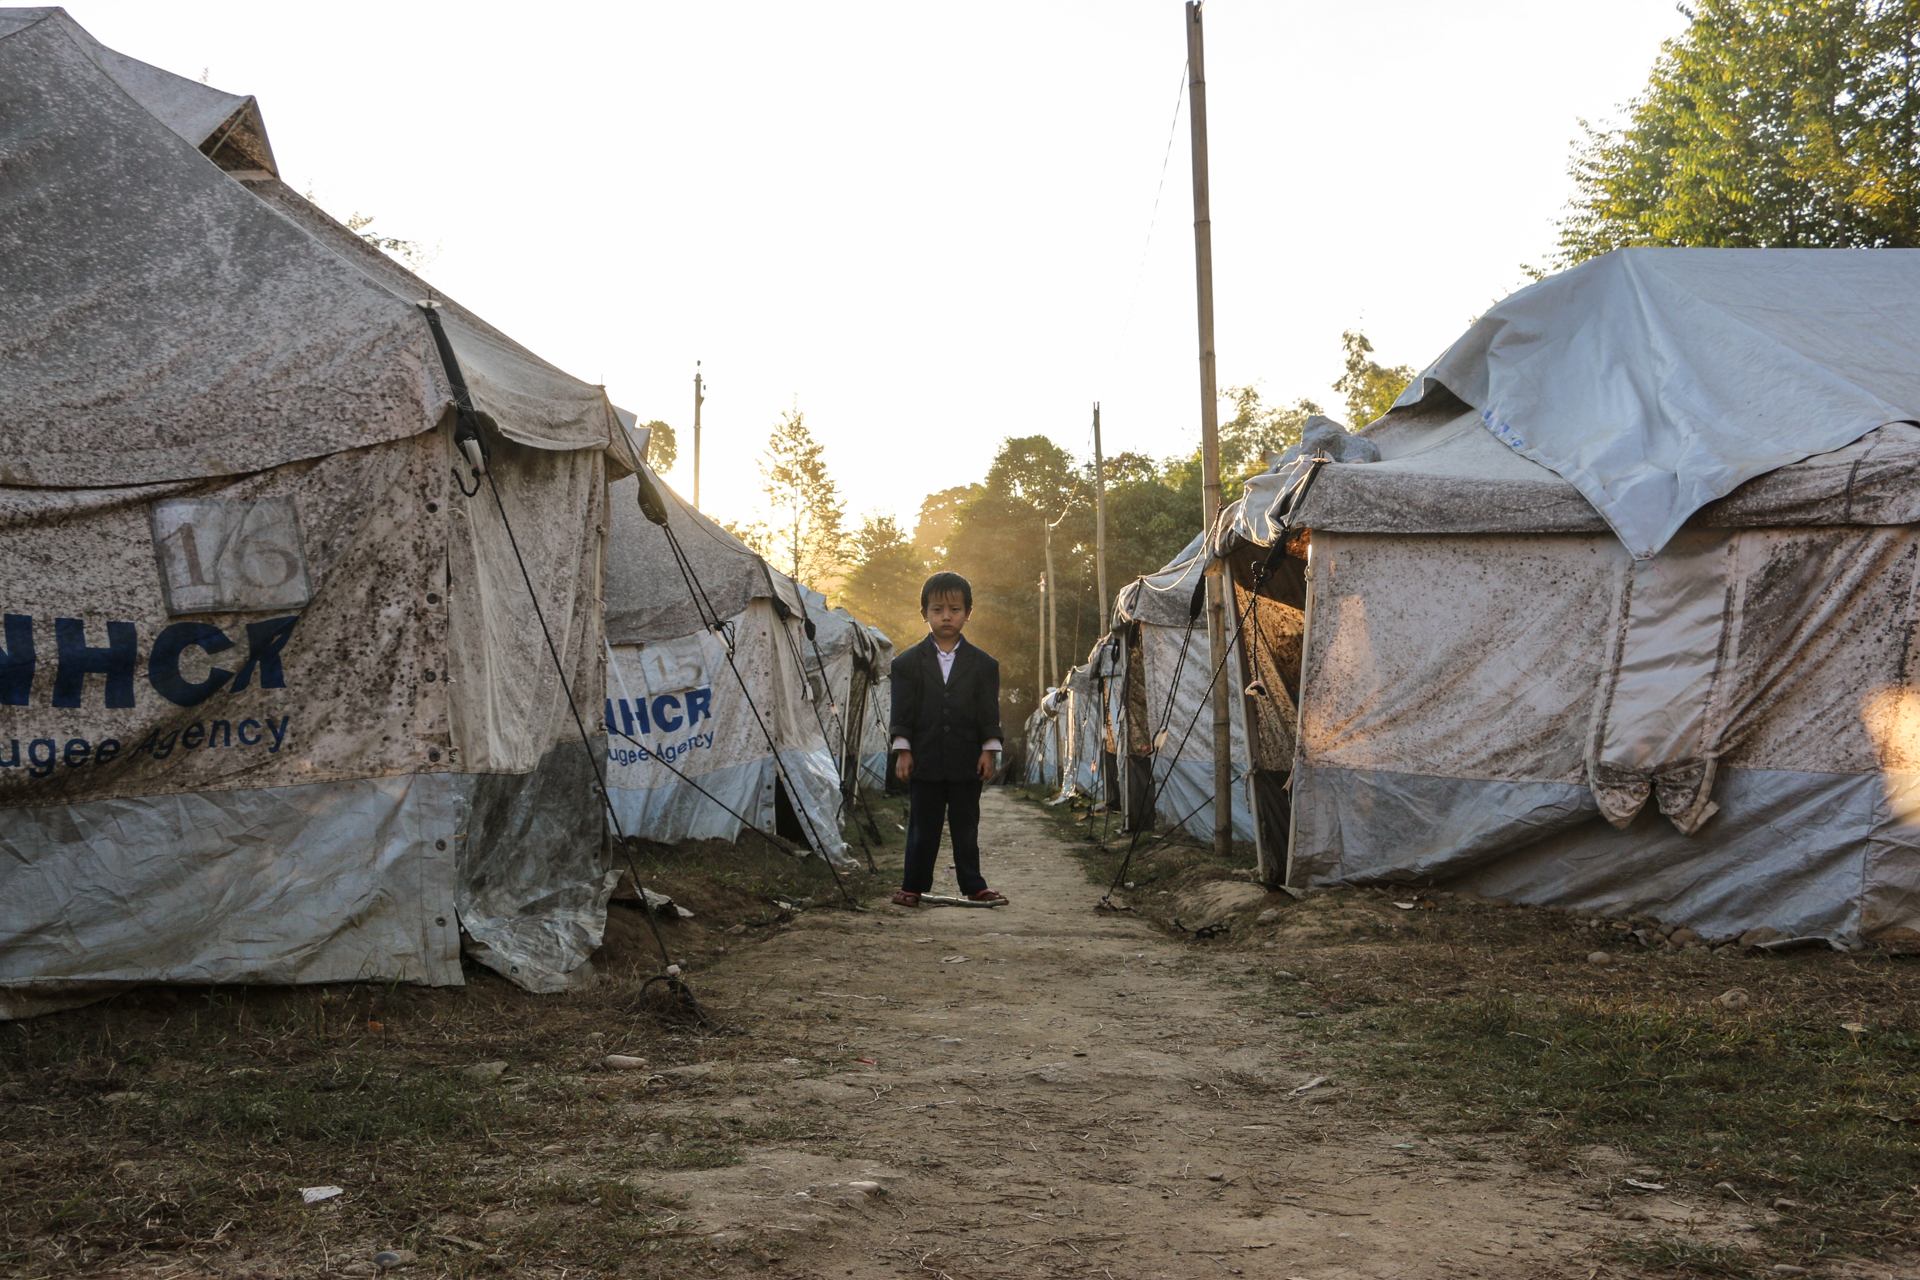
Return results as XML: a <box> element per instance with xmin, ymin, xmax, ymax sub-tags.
<box><xmin>0</xmin><ymin>9</ymin><xmax>634</xmax><ymax>487</ymax></box>
<box><xmin>604</xmin><ymin>467</ymin><xmax>800</xmax><ymax>644</ymax></box>
<box><xmin>1113</xmin><ymin>532</ymin><xmax>1208</xmax><ymax>629</ymax></box>
<box><xmin>1227</xmin><ymin>399</ymin><xmax>1920</xmax><ymax>548</ymax></box>
<box><xmin>1395</xmin><ymin>248</ymin><xmax>1920</xmax><ymax>558</ymax></box>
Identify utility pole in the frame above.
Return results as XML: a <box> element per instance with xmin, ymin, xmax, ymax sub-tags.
<box><xmin>692</xmin><ymin>361</ymin><xmax>705</xmax><ymax>508</ymax></box>
<box><xmin>1093</xmin><ymin>403</ymin><xmax>1109</xmax><ymax>626</ymax></box>
<box><xmin>1036</xmin><ymin>576</ymin><xmax>1047</xmax><ymax>707</ymax></box>
<box><xmin>1186</xmin><ymin>1</ymin><xmax>1234</xmax><ymax>860</ymax></box>
<box><xmin>1045</xmin><ymin>520</ymin><xmax>1060</xmax><ymax>689</ymax></box>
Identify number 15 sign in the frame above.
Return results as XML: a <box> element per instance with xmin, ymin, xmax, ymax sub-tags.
<box><xmin>150</xmin><ymin>498</ymin><xmax>313</xmax><ymax>616</ymax></box>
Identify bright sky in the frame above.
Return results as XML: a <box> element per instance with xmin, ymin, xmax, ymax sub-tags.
<box><xmin>75</xmin><ymin>1</ymin><xmax>1686</xmax><ymax>534</ymax></box>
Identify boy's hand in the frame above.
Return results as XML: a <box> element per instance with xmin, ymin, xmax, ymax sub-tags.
<box><xmin>895</xmin><ymin>750</ymin><xmax>913</xmax><ymax>783</ymax></box>
<box><xmin>976</xmin><ymin>751</ymin><xmax>995</xmax><ymax>781</ymax></box>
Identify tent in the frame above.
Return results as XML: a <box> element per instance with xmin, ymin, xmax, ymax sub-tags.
<box><xmin>1110</xmin><ymin>535</ymin><xmax>1259</xmax><ymax>843</ymax></box>
<box><xmin>1049</xmin><ymin>645</ymin><xmax>1119</xmax><ymax>806</ymax></box>
<box><xmin>1022</xmin><ymin>693</ymin><xmax>1066</xmax><ymax>789</ymax></box>
<box><xmin>601</xmin><ymin>473</ymin><xmax>851</xmax><ymax>866</ymax></box>
<box><xmin>791</xmin><ymin>584</ymin><xmax>887</xmax><ymax>800</ymax></box>
<box><xmin>0</xmin><ymin>8</ymin><xmax>641</xmax><ymax>1014</ymax></box>
<box><xmin>855</xmin><ymin>626</ymin><xmax>897</xmax><ymax>790</ymax></box>
<box><xmin>1218</xmin><ymin>247</ymin><xmax>1920</xmax><ymax>946</ymax></box>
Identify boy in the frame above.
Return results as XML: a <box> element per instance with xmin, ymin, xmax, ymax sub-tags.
<box><xmin>889</xmin><ymin>571</ymin><xmax>1007</xmax><ymax>907</ymax></box>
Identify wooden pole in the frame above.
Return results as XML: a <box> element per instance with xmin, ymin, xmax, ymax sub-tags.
<box><xmin>692</xmin><ymin>362</ymin><xmax>705</xmax><ymax>508</ymax></box>
<box><xmin>1186</xmin><ymin>1</ymin><xmax>1235</xmax><ymax>859</ymax></box>
<box><xmin>1045</xmin><ymin>520</ymin><xmax>1060</xmax><ymax>689</ymax></box>
<box><xmin>1093</xmin><ymin>403</ymin><xmax>1108</xmax><ymax>628</ymax></box>
<box><xmin>1036</xmin><ymin>575</ymin><xmax>1047</xmax><ymax>707</ymax></box>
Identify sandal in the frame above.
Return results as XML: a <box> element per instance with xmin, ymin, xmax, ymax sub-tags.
<box><xmin>891</xmin><ymin>890</ymin><xmax>922</xmax><ymax>907</ymax></box>
<box><xmin>968</xmin><ymin>889</ymin><xmax>1008</xmax><ymax>904</ymax></box>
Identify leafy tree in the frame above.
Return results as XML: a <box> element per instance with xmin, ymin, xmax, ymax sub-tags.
<box><xmin>912</xmin><ymin>484</ymin><xmax>982</xmax><ymax>563</ymax></box>
<box><xmin>638</xmin><ymin>419</ymin><xmax>676</xmax><ymax>471</ymax></box>
<box><xmin>1558</xmin><ymin>0</ymin><xmax>1920</xmax><ymax>262</ymax></box>
<box><xmin>839</xmin><ymin>514</ymin><xmax>926</xmax><ymax>647</ymax></box>
<box><xmin>747</xmin><ymin>404</ymin><xmax>846</xmax><ymax>591</ymax></box>
<box><xmin>1217</xmin><ymin>385</ymin><xmax>1323</xmax><ymax>480</ymax></box>
<box><xmin>1333</xmin><ymin>330</ymin><xmax>1415</xmax><ymax>429</ymax></box>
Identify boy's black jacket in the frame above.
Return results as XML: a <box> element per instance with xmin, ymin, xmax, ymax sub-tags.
<box><xmin>889</xmin><ymin>634</ymin><xmax>1002</xmax><ymax>782</ymax></box>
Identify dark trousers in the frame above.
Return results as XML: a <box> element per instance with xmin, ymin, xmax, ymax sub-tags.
<box><xmin>903</xmin><ymin>779</ymin><xmax>986</xmax><ymax>895</ymax></box>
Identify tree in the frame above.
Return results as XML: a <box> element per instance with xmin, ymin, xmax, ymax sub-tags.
<box><xmin>751</xmin><ymin>404</ymin><xmax>846</xmax><ymax>591</ymax></box>
<box><xmin>839</xmin><ymin>515</ymin><xmax>926</xmax><ymax>647</ymax></box>
<box><xmin>1557</xmin><ymin>0</ymin><xmax>1920</xmax><ymax>263</ymax></box>
<box><xmin>1333</xmin><ymin>330</ymin><xmax>1415</xmax><ymax>429</ymax></box>
<box><xmin>1217</xmin><ymin>385</ymin><xmax>1323</xmax><ymax>481</ymax></box>
<box><xmin>912</xmin><ymin>484</ymin><xmax>982</xmax><ymax>563</ymax></box>
<box><xmin>638</xmin><ymin>419</ymin><xmax>677</xmax><ymax>471</ymax></box>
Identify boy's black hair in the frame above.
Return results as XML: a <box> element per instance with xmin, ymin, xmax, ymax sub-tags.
<box><xmin>920</xmin><ymin>571</ymin><xmax>973</xmax><ymax>613</ymax></box>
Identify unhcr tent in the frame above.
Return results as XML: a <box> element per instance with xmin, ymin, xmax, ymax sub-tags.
<box><xmin>791</xmin><ymin>584</ymin><xmax>886</xmax><ymax>799</ymax></box>
<box><xmin>1050</xmin><ymin>645</ymin><xmax>1119</xmax><ymax>805</ymax></box>
<box><xmin>601</xmin><ymin>473</ymin><xmax>851</xmax><ymax>866</ymax></box>
<box><xmin>0</xmin><ymin>9</ymin><xmax>641</xmax><ymax>1014</ymax></box>
<box><xmin>1219</xmin><ymin>247</ymin><xmax>1920</xmax><ymax>946</ymax></box>
<box><xmin>856</xmin><ymin>626</ymin><xmax>897</xmax><ymax>790</ymax></box>
<box><xmin>1023</xmin><ymin>692</ymin><xmax>1066</xmax><ymax>789</ymax></box>
<box><xmin>1111</xmin><ymin>535</ymin><xmax>1257</xmax><ymax>843</ymax></box>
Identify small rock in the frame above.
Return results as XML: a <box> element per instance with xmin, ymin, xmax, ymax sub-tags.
<box><xmin>605</xmin><ymin>1054</ymin><xmax>649</xmax><ymax>1070</ymax></box>
<box><xmin>1616</xmin><ymin>1207</ymin><xmax>1649</xmax><ymax>1221</ymax></box>
<box><xmin>462</xmin><ymin>1061</ymin><xmax>508</xmax><ymax>1080</ymax></box>
<box><xmin>373</xmin><ymin>1251</ymin><xmax>406</xmax><ymax>1270</ymax></box>
<box><xmin>1739</xmin><ymin>926</ymin><xmax>1782</xmax><ymax>948</ymax></box>
<box><xmin>1587</xmin><ymin>951</ymin><xmax>1613</xmax><ymax>965</ymax></box>
<box><xmin>725</xmin><ymin>923</ymin><xmax>747</xmax><ymax>936</ymax></box>
<box><xmin>846</xmin><ymin>1180</ymin><xmax>884</xmax><ymax>1195</ymax></box>
<box><xmin>1714</xmin><ymin>989</ymin><xmax>1752</xmax><ymax>1010</ymax></box>
<box><xmin>1714</xmin><ymin>1181</ymin><xmax>1740</xmax><ymax>1198</ymax></box>
<box><xmin>1256</xmin><ymin>909</ymin><xmax>1280</xmax><ymax>925</ymax></box>
<box><xmin>1206</xmin><ymin>1172</ymin><xmax>1225</xmax><ymax>1181</ymax></box>
<box><xmin>1772</xmin><ymin>1197</ymin><xmax>1804</xmax><ymax>1211</ymax></box>
<box><xmin>1670</xmin><ymin>928</ymin><xmax>1700</xmax><ymax>946</ymax></box>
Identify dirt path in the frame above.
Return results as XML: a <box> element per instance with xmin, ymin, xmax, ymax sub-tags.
<box><xmin>641</xmin><ymin>790</ymin><xmax>1710</xmax><ymax>1279</ymax></box>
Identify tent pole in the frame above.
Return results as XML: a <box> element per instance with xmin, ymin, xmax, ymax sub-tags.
<box><xmin>1093</xmin><ymin>402</ymin><xmax>1108</xmax><ymax>630</ymax></box>
<box><xmin>1185</xmin><ymin>1</ymin><xmax>1234</xmax><ymax>860</ymax></box>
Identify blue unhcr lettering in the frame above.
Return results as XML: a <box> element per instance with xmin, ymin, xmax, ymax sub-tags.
<box><xmin>686</xmin><ymin>687</ymin><xmax>712</xmax><ymax>725</ymax></box>
<box><xmin>208</xmin><ymin>720</ymin><xmax>232</xmax><ymax>747</ymax></box>
<box><xmin>0</xmin><ymin>615</ymin><xmax>32</xmax><ymax>706</ymax></box>
<box><xmin>62</xmin><ymin>738</ymin><xmax>90</xmax><ymax>767</ymax></box>
<box><xmin>229</xmin><ymin>616</ymin><xmax>298</xmax><ymax>691</ymax></box>
<box><xmin>0</xmin><ymin>740</ymin><xmax>17</xmax><ymax>767</ymax></box>
<box><xmin>238</xmin><ymin>718</ymin><xmax>261</xmax><ymax>745</ymax></box>
<box><xmin>148</xmin><ymin>622</ymin><xmax>234</xmax><ymax>706</ymax></box>
<box><xmin>95</xmin><ymin>738</ymin><xmax>120</xmax><ymax>765</ymax></box>
<box><xmin>27</xmin><ymin>738</ymin><xmax>55</xmax><ymax>777</ymax></box>
<box><xmin>652</xmin><ymin>693</ymin><xmax>683</xmax><ymax>731</ymax></box>
<box><xmin>53</xmin><ymin>618</ymin><xmax>136</xmax><ymax>709</ymax></box>
<box><xmin>267</xmin><ymin>716</ymin><xmax>291</xmax><ymax>753</ymax></box>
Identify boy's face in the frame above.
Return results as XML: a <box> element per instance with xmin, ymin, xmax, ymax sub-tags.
<box><xmin>923</xmin><ymin>590</ymin><xmax>971</xmax><ymax>644</ymax></box>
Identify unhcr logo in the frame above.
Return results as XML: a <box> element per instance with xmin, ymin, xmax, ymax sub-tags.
<box><xmin>0</xmin><ymin>614</ymin><xmax>299</xmax><ymax>709</ymax></box>
<box><xmin>604</xmin><ymin>687</ymin><xmax>713</xmax><ymax>737</ymax></box>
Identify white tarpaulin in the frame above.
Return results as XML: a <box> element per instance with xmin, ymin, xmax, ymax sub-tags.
<box><xmin>1395</xmin><ymin>248</ymin><xmax>1920</xmax><ymax>558</ymax></box>
<box><xmin>0</xmin><ymin>12</ymin><xmax>628</xmax><ymax>1013</ymax></box>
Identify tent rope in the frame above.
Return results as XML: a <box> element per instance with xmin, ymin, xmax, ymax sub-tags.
<box><xmin>417</xmin><ymin>306</ymin><xmax>698</xmax><ymax>1015</ymax></box>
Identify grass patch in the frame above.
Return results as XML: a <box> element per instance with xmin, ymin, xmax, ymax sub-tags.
<box><xmin>1375</xmin><ymin>992</ymin><xmax>1920</xmax><ymax>1256</ymax></box>
<box><xmin>1018</xmin><ymin>786</ymin><xmax>1920</xmax><ymax>1266</ymax></box>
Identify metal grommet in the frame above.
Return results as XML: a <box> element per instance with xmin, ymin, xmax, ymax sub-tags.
<box><xmin>427</xmin><ymin>592</ymin><xmax>441</xmax><ymax>604</ymax></box>
<box><xmin>426</xmin><ymin>501</ymin><xmax>440</xmax><ymax>513</ymax></box>
<box><xmin>428</xmin><ymin>749</ymin><xmax>441</xmax><ymax>762</ymax></box>
<box><xmin>424</xmin><ymin>670</ymin><xmax>437</xmax><ymax>682</ymax></box>
<box><xmin>435</xmin><ymin>839</ymin><xmax>447</xmax><ymax>850</ymax></box>
<box><xmin>435</xmin><ymin>916</ymin><xmax>447</xmax><ymax>927</ymax></box>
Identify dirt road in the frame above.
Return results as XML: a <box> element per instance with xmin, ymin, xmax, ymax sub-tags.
<box><xmin>642</xmin><ymin>790</ymin><xmax>1707</xmax><ymax>1278</ymax></box>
